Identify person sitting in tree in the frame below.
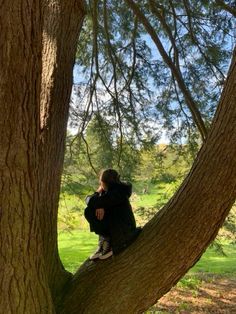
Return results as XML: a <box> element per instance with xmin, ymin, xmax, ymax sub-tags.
<box><xmin>84</xmin><ymin>168</ymin><xmax>142</xmax><ymax>260</ymax></box>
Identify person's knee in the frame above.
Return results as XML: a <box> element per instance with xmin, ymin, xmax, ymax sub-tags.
<box><xmin>84</xmin><ymin>206</ymin><xmax>92</xmax><ymax>221</ymax></box>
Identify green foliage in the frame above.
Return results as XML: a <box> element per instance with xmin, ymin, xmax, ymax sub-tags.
<box><xmin>64</xmin><ymin>113</ymin><xmax>141</xmax><ymax>188</ymax></box>
<box><xmin>70</xmin><ymin>0</ymin><xmax>235</xmax><ymax>150</ymax></box>
<box><xmin>135</xmin><ymin>144</ymin><xmax>194</xmax><ymax>184</ymax></box>
<box><xmin>177</xmin><ymin>276</ymin><xmax>202</xmax><ymax>290</ymax></box>
<box><xmin>85</xmin><ymin>113</ymin><xmax>114</xmax><ymax>170</ymax></box>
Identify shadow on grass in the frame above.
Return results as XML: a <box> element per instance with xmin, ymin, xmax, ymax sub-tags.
<box><xmin>148</xmin><ymin>274</ymin><xmax>236</xmax><ymax>313</ymax></box>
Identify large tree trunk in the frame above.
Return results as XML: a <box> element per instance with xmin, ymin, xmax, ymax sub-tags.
<box><xmin>59</xmin><ymin>49</ymin><xmax>236</xmax><ymax>313</ymax></box>
<box><xmin>39</xmin><ymin>0</ymin><xmax>86</xmax><ymax>302</ymax></box>
<box><xmin>0</xmin><ymin>1</ymin><xmax>54</xmax><ymax>313</ymax></box>
<box><xmin>0</xmin><ymin>0</ymin><xmax>235</xmax><ymax>313</ymax></box>
<box><xmin>0</xmin><ymin>0</ymin><xmax>86</xmax><ymax>313</ymax></box>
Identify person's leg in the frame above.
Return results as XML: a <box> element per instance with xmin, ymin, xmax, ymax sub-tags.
<box><xmin>84</xmin><ymin>206</ymin><xmax>110</xmax><ymax>236</ymax></box>
<box><xmin>84</xmin><ymin>207</ymin><xmax>112</xmax><ymax>259</ymax></box>
<box><xmin>98</xmin><ymin>216</ymin><xmax>113</xmax><ymax>260</ymax></box>
<box><xmin>89</xmin><ymin>234</ymin><xmax>104</xmax><ymax>260</ymax></box>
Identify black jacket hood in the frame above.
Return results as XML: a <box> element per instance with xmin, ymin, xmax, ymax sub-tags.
<box><xmin>109</xmin><ymin>181</ymin><xmax>132</xmax><ymax>197</ymax></box>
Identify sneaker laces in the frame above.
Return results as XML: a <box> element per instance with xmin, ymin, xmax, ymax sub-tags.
<box><xmin>102</xmin><ymin>240</ymin><xmax>111</xmax><ymax>254</ymax></box>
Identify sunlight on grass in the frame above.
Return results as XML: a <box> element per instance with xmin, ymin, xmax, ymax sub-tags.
<box><xmin>190</xmin><ymin>244</ymin><xmax>236</xmax><ymax>274</ymax></box>
<box><xmin>58</xmin><ymin>230</ymin><xmax>97</xmax><ymax>273</ymax></box>
<box><xmin>58</xmin><ymin>230</ymin><xmax>236</xmax><ymax>275</ymax></box>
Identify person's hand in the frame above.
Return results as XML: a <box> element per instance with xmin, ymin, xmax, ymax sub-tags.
<box><xmin>96</xmin><ymin>208</ymin><xmax>105</xmax><ymax>220</ymax></box>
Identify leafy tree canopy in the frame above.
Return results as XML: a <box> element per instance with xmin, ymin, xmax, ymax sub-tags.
<box><xmin>69</xmin><ymin>0</ymin><xmax>235</xmax><ymax>163</ymax></box>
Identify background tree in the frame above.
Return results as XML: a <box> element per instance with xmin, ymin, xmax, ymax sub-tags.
<box><xmin>63</xmin><ymin>112</ymin><xmax>140</xmax><ymax>188</ymax></box>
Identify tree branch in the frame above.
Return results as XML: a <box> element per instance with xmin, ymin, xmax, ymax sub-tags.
<box><xmin>103</xmin><ymin>0</ymin><xmax>124</xmax><ymax>168</ymax></box>
<box><xmin>124</xmin><ymin>0</ymin><xmax>208</xmax><ymax>141</ymax></box>
<box><xmin>149</xmin><ymin>0</ymin><xmax>180</xmax><ymax>70</ymax></box>
<box><xmin>215</xmin><ymin>0</ymin><xmax>236</xmax><ymax>17</ymax></box>
<box><xmin>182</xmin><ymin>0</ymin><xmax>225</xmax><ymax>80</ymax></box>
<box><xmin>57</xmin><ymin>50</ymin><xmax>236</xmax><ymax>314</ymax></box>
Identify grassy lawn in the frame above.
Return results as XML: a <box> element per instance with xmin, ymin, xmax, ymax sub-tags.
<box><xmin>58</xmin><ymin>230</ymin><xmax>236</xmax><ymax>275</ymax></box>
<box><xmin>189</xmin><ymin>242</ymin><xmax>236</xmax><ymax>275</ymax></box>
<box><xmin>131</xmin><ymin>181</ymin><xmax>179</xmax><ymax>209</ymax></box>
<box><xmin>58</xmin><ymin>230</ymin><xmax>97</xmax><ymax>272</ymax></box>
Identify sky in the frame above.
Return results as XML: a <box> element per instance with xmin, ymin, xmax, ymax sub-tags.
<box><xmin>69</xmin><ymin>33</ymin><xmax>172</xmax><ymax>144</ymax></box>
<box><xmin>69</xmin><ymin>14</ymin><xmax>235</xmax><ymax>146</ymax></box>
<box><xmin>70</xmin><ymin>63</ymin><xmax>171</xmax><ymax>144</ymax></box>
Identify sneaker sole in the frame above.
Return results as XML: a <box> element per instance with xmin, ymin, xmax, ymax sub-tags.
<box><xmin>98</xmin><ymin>251</ymin><xmax>113</xmax><ymax>260</ymax></box>
<box><xmin>89</xmin><ymin>252</ymin><xmax>102</xmax><ymax>260</ymax></box>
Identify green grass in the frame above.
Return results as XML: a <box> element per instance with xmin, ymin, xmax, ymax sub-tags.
<box><xmin>131</xmin><ymin>181</ymin><xmax>178</xmax><ymax>209</ymax></box>
<box><xmin>59</xmin><ymin>181</ymin><xmax>180</xmax><ymax>217</ymax></box>
<box><xmin>189</xmin><ymin>243</ymin><xmax>236</xmax><ymax>274</ymax></box>
<box><xmin>58</xmin><ymin>230</ymin><xmax>236</xmax><ymax>275</ymax></box>
<box><xmin>58</xmin><ymin>180</ymin><xmax>236</xmax><ymax>277</ymax></box>
<box><xmin>58</xmin><ymin>230</ymin><xmax>97</xmax><ymax>272</ymax></box>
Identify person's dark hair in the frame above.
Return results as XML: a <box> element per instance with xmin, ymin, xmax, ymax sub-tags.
<box><xmin>99</xmin><ymin>168</ymin><xmax>121</xmax><ymax>188</ymax></box>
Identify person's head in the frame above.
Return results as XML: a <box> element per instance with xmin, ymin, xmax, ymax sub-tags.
<box><xmin>99</xmin><ymin>168</ymin><xmax>121</xmax><ymax>191</ymax></box>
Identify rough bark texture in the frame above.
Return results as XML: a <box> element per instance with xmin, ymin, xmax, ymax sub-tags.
<box><xmin>0</xmin><ymin>1</ymin><xmax>54</xmax><ymax>313</ymax></box>
<box><xmin>39</xmin><ymin>0</ymin><xmax>86</xmax><ymax>302</ymax></box>
<box><xmin>0</xmin><ymin>0</ymin><xmax>86</xmax><ymax>313</ymax></box>
<box><xmin>59</xmin><ymin>50</ymin><xmax>236</xmax><ymax>313</ymax></box>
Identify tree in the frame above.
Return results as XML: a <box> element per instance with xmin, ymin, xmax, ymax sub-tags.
<box><xmin>86</xmin><ymin>114</ymin><xmax>114</xmax><ymax>169</ymax></box>
<box><xmin>0</xmin><ymin>1</ymin><xmax>86</xmax><ymax>312</ymax></box>
<box><xmin>0</xmin><ymin>2</ymin><xmax>235</xmax><ymax>314</ymax></box>
<box><xmin>73</xmin><ymin>0</ymin><xmax>234</xmax><ymax>149</ymax></box>
<box><xmin>63</xmin><ymin>114</ymin><xmax>140</xmax><ymax>188</ymax></box>
<box><xmin>60</xmin><ymin>50</ymin><xmax>236</xmax><ymax>313</ymax></box>
<box><xmin>64</xmin><ymin>113</ymin><xmax>115</xmax><ymax>186</ymax></box>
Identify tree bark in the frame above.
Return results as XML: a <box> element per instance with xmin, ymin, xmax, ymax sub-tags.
<box><xmin>39</xmin><ymin>0</ymin><xmax>86</xmax><ymax>302</ymax></box>
<box><xmin>0</xmin><ymin>0</ymin><xmax>86</xmax><ymax>313</ymax></box>
<box><xmin>0</xmin><ymin>1</ymin><xmax>54</xmax><ymax>313</ymax></box>
<box><xmin>59</xmin><ymin>49</ymin><xmax>236</xmax><ymax>313</ymax></box>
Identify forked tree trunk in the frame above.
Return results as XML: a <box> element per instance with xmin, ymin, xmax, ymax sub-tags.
<box><xmin>59</xmin><ymin>49</ymin><xmax>236</xmax><ymax>313</ymax></box>
<box><xmin>39</xmin><ymin>0</ymin><xmax>86</xmax><ymax>302</ymax></box>
<box><xmin>0</xmin><ymin>0</ymin><xmax>86</xmax><ymax>313</ymax></box>
<box><xmin>0</xmin><ymin>0</ymin><xmax>236</xmax><ymax>313</ymax></box>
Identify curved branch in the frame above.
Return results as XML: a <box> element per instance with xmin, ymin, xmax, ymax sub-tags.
<box><xmin>149</xmin><ymin>0</ymin><xmax>180</xmax><ymax>70</ymax></box>
<box><xmin>81</xmin><ymin>132</ymin><xmax>98</xmax><ymax>176</ymax></box>
<box><xmin>182</xmin><ymin>0</ymin><xmax>225</xmax><ymax>80</ymax></box>
<box><xmin>59</xmin><ymin>49</ymin><xmax>236</xmax><ymax>313</ymax></box>
<box><xmin>124</xmin><ymin>0</ymin><xmax>208</xmax><ymax>142</ymax></box>
<box><xmin>103</xmin><ymin>0</ymin><xmax>124</xmax><ymax>168</ymax></box>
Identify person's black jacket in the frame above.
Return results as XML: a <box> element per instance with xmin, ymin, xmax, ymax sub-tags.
<box><xmin>86</xmin><ymin>181</ymin><xmax>141</xmax><ymax>254</ymax></box>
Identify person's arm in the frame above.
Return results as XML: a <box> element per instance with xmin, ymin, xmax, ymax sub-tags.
<box><xmin>87</xmin><ymin>188</ymin><xmax>127</xmax><ymax>209</ymax></box>
<box><xmin>85</xmin><ymin>185</ymin><xmax>107</xmax><ymax>205</ymax></box>
<box><xmin>85</xmin><ymin>192</ymin><xmax>100</xmax><ymax>205</ymax></box>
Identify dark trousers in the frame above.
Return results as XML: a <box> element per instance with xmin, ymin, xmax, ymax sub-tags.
<box><xmin>84</xmin><ymin>206</ymin><xmax>110</xmax><ymax>237</ymax></box>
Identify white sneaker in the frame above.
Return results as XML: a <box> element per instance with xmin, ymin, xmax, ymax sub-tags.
<box><xmin>89</xmin><ymin>235</ymin><xmax>104</xmax><ymax>260</ymax></box>
<box><xmin>89</xmin><ymin>246</ymin><xmax>103</xmax><ymax>260</ymax></box>
<box><xmin>99</xmin><ymin>240</ymin><xmax>113</xmax><ymax>260</ymax></box>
